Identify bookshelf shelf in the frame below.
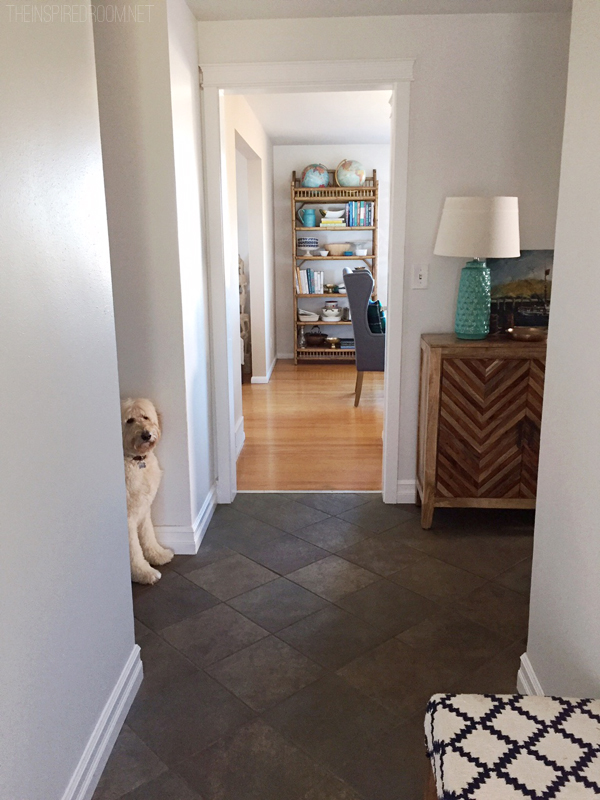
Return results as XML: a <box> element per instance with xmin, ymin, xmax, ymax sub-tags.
<box><xmin>292</xmin><ymin>169</ymin><xmax>378</xmax><ymax>365</ymax></box>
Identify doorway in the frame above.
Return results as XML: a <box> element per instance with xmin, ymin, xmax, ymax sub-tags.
<box><xmin>201</xmin><ymin>59</ymin><xmax>413</xmax><ymax>503</ymax></box>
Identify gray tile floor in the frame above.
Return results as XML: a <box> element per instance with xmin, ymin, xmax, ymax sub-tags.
<box><xmin>94</xmin><ymin>493</ymin><xmax>534</xmax><ymax>800</ymax></box>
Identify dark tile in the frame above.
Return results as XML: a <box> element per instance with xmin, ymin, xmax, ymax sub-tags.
<box><xmin>287</xmin><ymin>555</ymin><xmax>378</xmax><ymax>601</ymax></box>
<box><xmin>295</xmin><ymin>493</ymin><xmax>373</xmax><ymax>516</ymax></box>
<box><xmin>228</xmin><ymin>578</ymin><xmax>328</xmax><ymax>632</ymax></box>
<box><xmin>334</xmin><ymin>713</ymin><xmax>428</xmax><ymax>800</ymax></box>
<box><xmin>171</xmin><ymin>542</ymin><xmax>236</xmax><ymax>575</ymax></box>
<box><xmin>133</xmin><ymin>574</ymin><xmax>219</xmax><ymax>632</ymax></box>
<box><xmin>452</xmin><ymin>582</ymin><xmax>530</xmax><ymax>640</ymax></box>
<box><xmin>292</xmin><ymin>516</ymin><xmax>371</xmax><ymax>552</ymax></box>
<box><xmin>337</xmin><ymin>532</ymin><xmax>425</xmax><ymax>576</ymax></box>
<box><xmin>397</xmin><ymin>610</ymin><xmax>513</xmax><ymax>675</ymax></box>
<box><xmin>277</xmin><ymin>605</ymin><xmax>388</xmax><ymax>670</ymax></box>
<box><xmin>135</xmin><ymin>631</ymin><xmax>199</xmax><ymax>697</ymax></box>
<box><xmin>450</xmin><ymin>640</ymin><xmax>525</xmax><ymax>695</ymax></box>
<box><xmin>126</xmin><ymin>670</ymin><xmax>254</xmax><ymax>768</ymax></box>
<box><xmin>187</xmin><ymin>554</ymin><xmax>277</xmax><ymax>600</ymax></box>
<box><xmin>118</xmin><ymin>771</ymin><xmax>202</xmax><ymax>800</ymax></box>
<box><xmin>230</xmin><ymin>492</ymin><xmax>290</xmax><ymax>516</ymax></box>
<box><xmin>337</xmin><ymin>499</ymin><xmax>414</xmax><ymax>533</ymax></box>
<box><xmin>206</xmin><ymin>504</ymin><xmax>253</xmax><ymax>531</ymax></box>
<box><xmin>92</xmin><ymin>725</ymin><xmax>166</xmax><ymax>800</ymax></box>
<box><xmin>337</xmin><ymin>639</ymin><xmax>460</xmax><ymax>719</ymax></box>
<box><xmin>243</xmin><ymin>534</ymin><xmax>328</xmax><ymax>574</ymax></box>
<box><xmin>203</xmin><ymin>515</ymin><xmax>286</xmax><ymax>558</ymax></box>
<box><xmin>263</xmin><ymin>675</ymin><xmax>399</xmax><ymax>773</ymax></box>
<box><xmin>391</xmin><ymin>554</ymin><xmax>487</xmax><ymax>601</ymax></box>
<box><xmin>336</xmin><ymin>579</ymin><xmax>438</xmax><ymax>636</ymax></box>
<box><xmin>388</xmin><ymin>516</ymin><xmax>534</xmax><ymax>579</ymax></box>
<box><xmin>133</xmin><ymin>618</ymin><xmax>152</xmax><ymax>644</ymax></box>
<box><xmin>206</xmin><ymin>636</ymin><xmax>323</xmax><ymax>711</ymax></box>
<box><xmin>245</xmin><ymin>499</ymin><xmax>330</xmax><ymax>533</ymax></box>
<box><xmin>175</xmin><ymin>719</ymin><xmax>361</xmax><ymax>800</ymax></box>
<box><xmin>162</xmin><ymin>604</ymin><xmax>268</xmax><ymax>667</ymax></box>
<box><xmin>494</xmin><ymin>557</ymin><xmax>532</xmax><ymax>596</ymax></box>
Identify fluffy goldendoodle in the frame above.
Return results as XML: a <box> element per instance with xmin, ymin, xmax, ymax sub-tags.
<box><xmin>121</xmin><ymin>398</ymin><xmax>173</xmax><ymax>584</ymax></box>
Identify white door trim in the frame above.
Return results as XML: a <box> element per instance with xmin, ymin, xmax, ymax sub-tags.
<box><xmin>200</xmin><ymin>59</ymin><xmax>414</xmax><ymax>503</ymax></box>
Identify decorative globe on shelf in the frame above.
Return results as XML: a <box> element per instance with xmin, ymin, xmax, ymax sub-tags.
<box><xmin>301</xmin><ymin>164</ymin><xmax>330</xmax><ymax>188</ymax></box>
<box><xmin>335</xmin><ymin>159</ymin><xmax>366</xmax><ymax>187</ymax></box>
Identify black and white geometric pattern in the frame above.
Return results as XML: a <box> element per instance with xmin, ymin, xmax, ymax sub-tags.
<box><xmin>425</xmin><ymin>693</ymin><xmax>600</xmax><ymax>799</ymax></box>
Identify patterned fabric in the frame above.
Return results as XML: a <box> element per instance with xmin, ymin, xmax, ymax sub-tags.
<box><xmin>425</xmin><ymin>693</ymin><xmax>600</xmax><ymax>799</ymax></box>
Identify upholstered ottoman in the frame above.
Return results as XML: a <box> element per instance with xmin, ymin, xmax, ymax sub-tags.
<box><xmin>424</xmin><ymin>693</ymin><xmax>600</xmax><ymax>799</ymax></box>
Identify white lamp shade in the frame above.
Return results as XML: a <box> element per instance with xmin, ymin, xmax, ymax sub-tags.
<box><xmin>434</xmin><ymin>196</ymin><xmax>520</xmax><ymax>259</ymax></box>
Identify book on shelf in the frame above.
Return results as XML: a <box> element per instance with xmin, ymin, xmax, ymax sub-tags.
<box><xmin>345</xmin><ymin>201</ymin><xmax>374</xmax><ymax>227</ymax></box>
<box><xmin>339</xmin><ymin>337</ymin><xmax>355</xmax><ymax>350</ymax></box>
<box><xmin>297</xmin><ymin>268</ymin><xmax>323</xmax><ymax>295</ymax></box>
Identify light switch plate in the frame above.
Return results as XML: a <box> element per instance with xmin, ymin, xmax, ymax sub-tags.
<box><xmin>412</xmin><ymin>263</ymin><xmax>429</xmax><ymax>289</ymax></box>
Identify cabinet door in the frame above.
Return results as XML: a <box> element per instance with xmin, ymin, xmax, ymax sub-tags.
<box><xmin>520</xmin><ymin>358</ymin><xmax>545</xmax><ymax>498</ymax></box>
<box><xmin>436</xmin><ymin>358</ymin><xmax>530</xmax><ymax>498</ymax></box>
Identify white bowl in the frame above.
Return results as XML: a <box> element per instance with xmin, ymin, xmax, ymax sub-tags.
<box><xmin>318</xmin><ymin>250</ymin><xmax>329</xmax><ymax>257</ymax></box>
<box><xmin>321</xmin><ymin>207</ymin><xmax>345</xmax><ymax>219</ymax></box>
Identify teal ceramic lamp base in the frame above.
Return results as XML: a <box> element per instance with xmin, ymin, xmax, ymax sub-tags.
<box><xmin>455</xmin><ymin>259</ymin><xmax>491</xmax><ymax>340</ymax></box>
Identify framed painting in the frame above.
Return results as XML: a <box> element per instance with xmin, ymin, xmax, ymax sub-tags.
<box><xmin>488</xmin><ymin>249</ymin><xmax>553</xmax><ymax>334</ymax></box>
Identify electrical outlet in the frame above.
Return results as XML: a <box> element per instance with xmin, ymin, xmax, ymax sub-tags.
<box><xmin>412</xmin><ymin>263</ymin><xmax>429</xmax><ymax>289</ymax></box>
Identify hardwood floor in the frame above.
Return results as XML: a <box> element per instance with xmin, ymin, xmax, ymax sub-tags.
<box><xmin>237</xmin><ymin>360</ymin><xmax>384</xmax><ymax>491</ymax></box>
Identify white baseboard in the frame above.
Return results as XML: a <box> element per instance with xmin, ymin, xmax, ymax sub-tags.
<box><xmin>396</xmin><ymin>479</ymin><xmax>417</xmax><ymax>504</ymax></box>
<box><xmin>251</xmin><ymin>356</ymin><xmax>277</xmax><ymax>384</ymax></box>
<box><xmin>61</xmin><ymin>645</ymin><xmax>143</xmax><ymax>800</ymax></box>
<box><xmin>155</xmin><ymin>483</ymin><xmax>217</xmax><ymax>555</ymax></box>
<box><xmin>517</xmin><ymin>652</ymin><xmax>545</xmax><ymax>696</ymax></box>
<box><xmin>235</xmin><ymin>416</ymin><xmax>245</xmax><ymax>458</ymax></box>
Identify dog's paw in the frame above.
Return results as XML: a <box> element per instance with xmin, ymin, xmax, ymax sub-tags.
<box><xmin>146</xmin><ymin>547</ymin><xmax>174</xmax><ymax>566</ymax></box>
<box><xmin>131</xmin><ymin>565</ymin><xmax>162</xmax><ymax>585</ymax></box>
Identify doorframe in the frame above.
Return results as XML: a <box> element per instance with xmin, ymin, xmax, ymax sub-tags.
<box><xmin>200</xmin><ymin>59</ymin><xmax>414</xmax><ymax>503</ymax></box>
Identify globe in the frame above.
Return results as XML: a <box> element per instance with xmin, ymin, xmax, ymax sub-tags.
<box><xmin>301</xmin><ymin>164</ymin><xmax>330</xmax><ymax>188</ymax></box>
<box><xmin>335</xmin><ymin>159</ymin><xmax>366</xmax><ymax>187</ymax></box>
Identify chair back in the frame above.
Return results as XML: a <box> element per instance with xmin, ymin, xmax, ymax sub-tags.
<box><xmin>343</xmin><ymin>268</ymin><xmax>385</xmax><ymax>373</ymax></box>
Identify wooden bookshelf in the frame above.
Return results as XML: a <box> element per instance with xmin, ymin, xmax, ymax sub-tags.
<box><xmin>292</xmin><ymin>169</ymin><xmax>378</xmax><ymax>364</ymax></box>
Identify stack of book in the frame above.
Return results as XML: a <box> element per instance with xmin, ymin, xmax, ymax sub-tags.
<box><xmin>345</xmin><ymin>201</ymin><xmax>374</xmax><ymax>227</ymax></box>
<box><xmin>320</xmin><ymin>218</ymin><xmax>345</xmax><ymax>229</ymax></box>
<box><xmin>295</xmin><ymin>268</ymin><xmax>324</xmax><ymax>294</ymax></box>
<box><xmin>339</xmin><ymin>338</ymin><xmax>355</xmax><ymax>350</ymax></box>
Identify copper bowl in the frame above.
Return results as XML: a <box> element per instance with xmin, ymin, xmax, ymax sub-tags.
<box><xmin>507</xmin><ymin>326</ymin><xmax>547</xmax><ymax>342</ymax></box>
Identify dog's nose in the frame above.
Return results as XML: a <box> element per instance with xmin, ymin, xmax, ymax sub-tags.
<box><xmin>140</xmin><ymin>430</ymin><xmax>152</xmax><ymax>442</ymax></box>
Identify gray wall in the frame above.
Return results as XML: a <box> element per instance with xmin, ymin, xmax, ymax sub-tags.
<box><xmin>0</xmin><ymin>4</ymin><xmax>137</xmax><ymax>797</ymax></box>
<box><xmin>525</xmin><ymin>0</ymin><xmax>600</xmax><ymax>697</ymax></box>
<box><xmin>93</xmin><ymin>0</ymin><xmax>215</xmax><ymax>543</ymax></box>
<box><xmin>197</xmin><ymin>11</ymin><xmax>571</xmax><ymax>496</ymax></box>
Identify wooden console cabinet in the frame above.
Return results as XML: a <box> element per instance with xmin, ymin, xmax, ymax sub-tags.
<box><xmin>416</xmin><ymin>334</ymin><xmax>546</xmax><ymax>529</ymax></box>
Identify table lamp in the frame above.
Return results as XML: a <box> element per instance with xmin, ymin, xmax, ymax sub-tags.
<box><xmin>434</xmin><ymin>196</ymin><xmax>520</xmax><ymax>339</ymax></box>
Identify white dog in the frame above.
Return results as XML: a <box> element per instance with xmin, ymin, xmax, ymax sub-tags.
<box><xmin>121</xmin><ymin>398</ymin><xmax>173</xmax><ymax>584</ymax></box>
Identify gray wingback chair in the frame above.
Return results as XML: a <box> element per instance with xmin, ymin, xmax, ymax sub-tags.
<box><xmin>343</xmin><ymin>268</ymin><xmax>385</xmax><ymax>406</ymax></box>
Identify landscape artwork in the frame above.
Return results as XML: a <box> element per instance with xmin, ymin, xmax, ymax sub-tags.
<box><xmin>488</xmin><ymin>249</ymin><xmax>553</xmax><ymax>333</ymax></box>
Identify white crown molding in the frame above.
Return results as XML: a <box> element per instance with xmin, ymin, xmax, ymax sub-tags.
<box><xmin>156</xmin><ymin>483</ymin><xmax>217</xmax><ymax>554</ymax></box>
<box><xmin>200</xmin><ymin>59</ymin><xmax>415</xmax><ymax>93</ymax></box>
<box><xmin>61</xmin><ymin>646</ymin><xmax>142</xmax><ymax>800</ymax></box>
<box><xmin>517</xmin><ymin>652</ymin><xmax>545</xmax><ymax>696</ymax></box>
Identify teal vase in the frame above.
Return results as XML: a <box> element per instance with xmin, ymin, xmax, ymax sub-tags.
<box><xmin>455</xmin><ymin>260</ymin><xmax>491</xmax><ymax>340</ymax></box>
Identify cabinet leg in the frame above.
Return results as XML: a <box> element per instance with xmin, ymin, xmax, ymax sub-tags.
<box><xmin>421</xmin><ymin>497</ymin><xmax>434</xmax><ymax>529</ymax></box>
<box><xmin>415</xmin><ymin>489</ymin><xmax>422</xmax><ymax>507</ymax></box>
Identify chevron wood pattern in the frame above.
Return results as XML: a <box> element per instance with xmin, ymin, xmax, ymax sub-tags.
<box><xmin>521</xmin><ymin>358</ymin><xmax>545</xmax><ymax>498</ymax></box>
<box><xmin>417</xmin><ymin>335</ymin><xmax>546</xmax><ymax>528</ymax></box>
<box><xmin>437</xmin><ymin>358</ymin><xmax>532</xmax><ymax>498</ymax></box>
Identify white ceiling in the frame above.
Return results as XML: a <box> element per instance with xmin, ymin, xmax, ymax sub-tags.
<box><xmin>190</xmin><ymin>0</ymin><xmax>571</xmax><ymax>21</ymax></box>
<box><xmin>241</xmin><ymin>91</ymin><xmax>392</xmax><ymax>145</ymax></box>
